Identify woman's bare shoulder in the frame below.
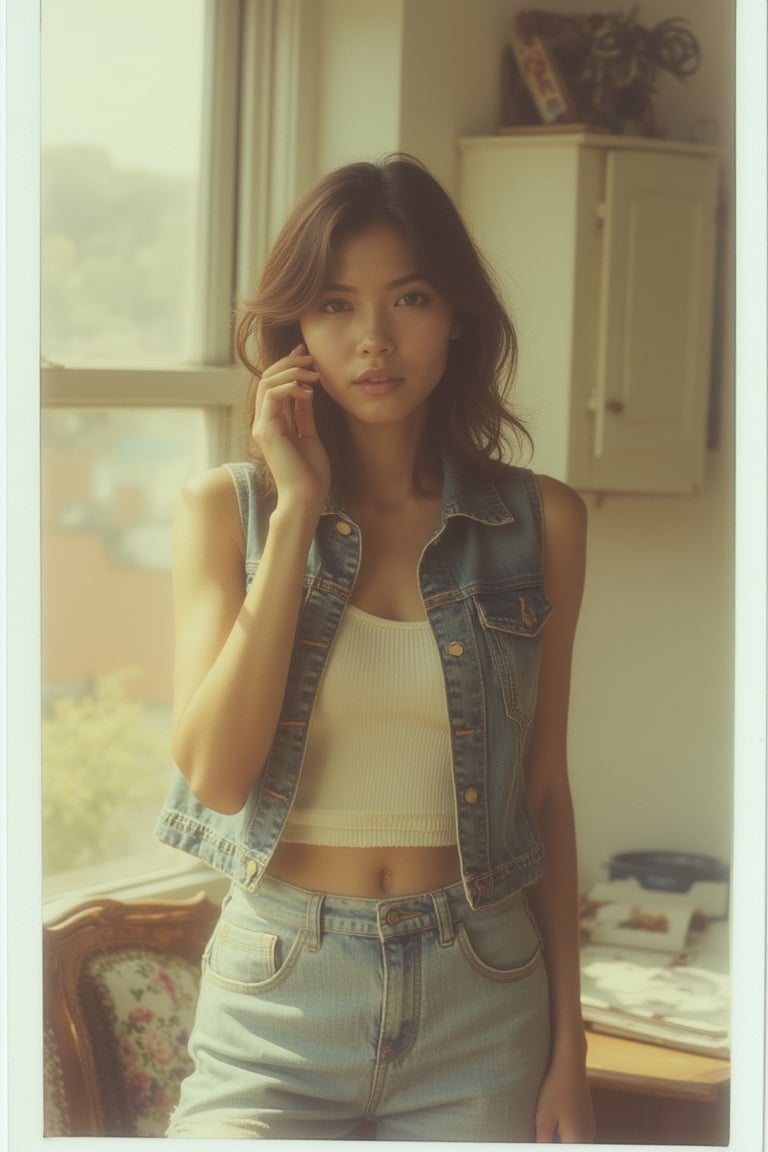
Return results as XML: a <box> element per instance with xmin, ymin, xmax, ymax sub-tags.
<box><xmin>176</xmin><ymin>465</ymin><xmax>245</xmax><ymax>554</ymax></box>
<box><xmin>534</xmin><ymin>475</ymin><xmax>587</xmax><ymax>557</ymax></box>
<box><xmin>181</xmin><ymin>463</ymin><xmax>239</xmax><ymax>501</ymax></box>
<box><xmin>534</xmin><ymin>473</ymin><xmax>587</xmax><ymax>528</ymax></box>
<box><xmin>534</xmin><ymin>474</ymin><xmax>587</xmax><ymax>591</ymax></box>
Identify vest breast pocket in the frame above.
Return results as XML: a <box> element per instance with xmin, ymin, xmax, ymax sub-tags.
<box><xmin>475</xmin><ymin>587</ymin><xmax>552</xmax><ymax>722</ymax></box>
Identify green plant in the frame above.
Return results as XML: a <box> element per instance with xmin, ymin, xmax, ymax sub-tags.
<box><xmin>42</xmin><ymin>670</ymin><xmax>171</xmax><ymax>876</ymax></box>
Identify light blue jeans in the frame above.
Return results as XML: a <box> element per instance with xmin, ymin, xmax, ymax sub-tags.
<box><xmin>167</xmin><ymin>875</ymin><xmax>551</xmax><ymax>1141</ymax></box>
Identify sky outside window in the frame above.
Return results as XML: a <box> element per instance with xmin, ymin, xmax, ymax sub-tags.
<box><xmin>41</xmin><ymin>0</ymin><xmax>207</xmax><ymax>366</ymax></box>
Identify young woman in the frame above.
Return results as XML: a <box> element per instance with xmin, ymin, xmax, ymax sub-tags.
<box><xmin>156</xmin><ymin>156</ymin><xmax>595</xmax><ymax>1143</ymax></box>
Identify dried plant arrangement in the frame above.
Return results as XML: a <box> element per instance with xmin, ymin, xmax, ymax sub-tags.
<box><xmin>502</xmin><ymin>8</ymin><xmax>701</xmax><ymax>136</ymax></box>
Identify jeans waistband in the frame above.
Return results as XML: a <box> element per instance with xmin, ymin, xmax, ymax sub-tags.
<box><xmin>229</xmin><ymin>873</ymin><xmax>521</xmax><ymax>947</ymax></box>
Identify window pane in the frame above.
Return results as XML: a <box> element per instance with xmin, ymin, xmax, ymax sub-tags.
<box><xmin>41</xmin><ymin>409</ymin><xmax>213</xmax><ymax>884</ymax></box>
<box><xmin>41</xmin><ymin>0</ymin><xmax>206</xmax><ymax>367</ymax></box>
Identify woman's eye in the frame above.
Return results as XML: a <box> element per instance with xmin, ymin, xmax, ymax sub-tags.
<box><xmin>396</xmin><ymin>290</ymin><xmax>429</xmax><ymax>307</ymax></box>
<box><xmin>319</xmin><ymin>299</ymin><xmax>350</xmax><ymax>314</ymax></box>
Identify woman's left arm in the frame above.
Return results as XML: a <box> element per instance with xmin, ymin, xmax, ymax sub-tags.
<box><xmin>525</xmin><ymin>474</ymin><xmax>595</xmax><ymax>1144</ymax></box>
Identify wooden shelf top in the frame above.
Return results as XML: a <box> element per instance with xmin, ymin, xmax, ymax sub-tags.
<box><xmin>586</xmin><ymin>1029</ymin><xmax>730</xmax><ymax>1103</ymax></box>
<box><xmin>458</xmin><ymin>131</ymin><xmax>720</xmax><ymax>158</ymax></box>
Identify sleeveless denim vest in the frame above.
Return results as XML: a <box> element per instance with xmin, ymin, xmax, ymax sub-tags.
<box><xmin>155</xmin><ymin>458</ymin><xmax>551</xmax><ymax>910</ymax></box>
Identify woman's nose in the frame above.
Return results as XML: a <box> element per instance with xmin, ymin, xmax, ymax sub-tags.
<box><xmin>357</xmin><ymin>309</ymin><xmax>393</xmax><ymax>355</ymax></box>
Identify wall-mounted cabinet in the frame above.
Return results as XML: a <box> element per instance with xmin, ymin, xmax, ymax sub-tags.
<box><xmin>458</xmin><ymin>134</ymin><xmax>720</xmax><ymax>494</ymax></box>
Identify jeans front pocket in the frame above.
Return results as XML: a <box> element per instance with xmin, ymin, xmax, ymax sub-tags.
<box><xmin>204</xmin><ymin>913</ymin><xmax>306</xmax><ymax>994</ymax></box>
<box><xmin>458</xmin><ymin>894</ymin><xmax>543</xmax><ymax>983</ymax></box>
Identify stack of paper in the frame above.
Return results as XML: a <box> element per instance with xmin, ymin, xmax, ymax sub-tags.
<box><xmin>580</xmin><ymin>944</ymin><xmax>730</xmax><ymax>1056</ymax></box>
<box><xmin>579</xmin><ymin>884</ymin><xmax>729</xmax><ymax>1056</ymax></box>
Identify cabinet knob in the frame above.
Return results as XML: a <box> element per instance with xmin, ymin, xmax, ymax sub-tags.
<box><xmin>605</xmin><ymin>399</ymin><xmax>625</xmax><ymax>415</ymax></box>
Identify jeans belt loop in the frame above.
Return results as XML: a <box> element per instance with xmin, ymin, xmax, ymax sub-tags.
<box><xmin>431</xmin><ymin>889</ymin><xmax>455</xmax><ymax>947</ymax></box>
<box><xmin>305</xmin><ymin>892</ymin><xmax>324</xmax><ymax>951</ymax></box>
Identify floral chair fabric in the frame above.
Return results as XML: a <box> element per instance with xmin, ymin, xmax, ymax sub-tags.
<box><xmin>43</xmin><ymin>893</ymin><xmax>219</xmax><ymax>1137</ymax></box>
<box><xmin>85</xmin><ymin>949</ymin><xmax>200</xmax><ymax>1136</ymax></box>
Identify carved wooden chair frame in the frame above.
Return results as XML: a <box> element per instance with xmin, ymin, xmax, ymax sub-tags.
<box><xmin>43</xmin><ymin>891</ymin><xmax>219</xmax><ymax>1136</ymax></box>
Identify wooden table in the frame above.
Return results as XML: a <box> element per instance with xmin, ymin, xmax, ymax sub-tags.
<box><xmin>586</xmin><ymin>1030</ymin><xmax>730</xmax><ymax>1145</ymax></box>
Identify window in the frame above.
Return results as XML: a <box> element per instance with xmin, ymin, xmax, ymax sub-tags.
<box><xmin>41</xmin><ymin>0</ymin><xmax>206</xmax><ymax>368</ymax></box>
<box><xmin>41</xmin><ymin>407</ymin><xmax>214</xmax><ymax>887</ymax></box>
<box><xmin>39</xmin><ymin>0</ymin><xmax>306</xmax><ymax>901</ymax></box>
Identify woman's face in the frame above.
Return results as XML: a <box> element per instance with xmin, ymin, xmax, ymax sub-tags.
<box><xmin>299</xmin><ymin>222</ymin><xmax>458</xmax><ymax>434</ymax></box>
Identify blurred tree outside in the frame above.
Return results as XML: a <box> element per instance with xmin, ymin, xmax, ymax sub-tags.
<box><xmin>42</xmin><ymin>670</ymin><xmax>173</xmax><ymax>876</ymax></box>
<box><xmin>41</xmin><ymin>145</ymin><xmax>196</xmax><ymax>365</ymax></box>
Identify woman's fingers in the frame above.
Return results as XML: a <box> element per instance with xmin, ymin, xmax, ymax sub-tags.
<box><xmin>293</xmin><ymin>386</ymin><xmax>319</xmax><ymax>440</ymax></box>
<box><xmin>246</xmin><ymin>357</ymin><xmax>330</xmax><ymax>512</ymax></box>
<box><xmin>253</xmin><ymin>345</ymin><xmax>318</xmax><ymax>425</ymax></box>
<box><xmin>254</xmin><ymin>379</ymin><xmax>317</xmax><ymax>442</ymax></box>
<box><xmin>260</xmin><ymin>378</ymin><xmax>315</xmax><ymax>409</ymax></box>
<box><xmin>249</xmin><ymin>344</ymin><xmax>330</xmax><ymax>503</ymax></box>
<box><xmin>254</xmin><ymin>369</ymin><xmax>318</xmax><ymax>422</ymax></box>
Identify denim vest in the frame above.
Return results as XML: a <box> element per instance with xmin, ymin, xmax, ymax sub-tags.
<box><xmin>155</xmin><ymin>458</ymin><xmax>551</xmax><ymax>910</ymax></box>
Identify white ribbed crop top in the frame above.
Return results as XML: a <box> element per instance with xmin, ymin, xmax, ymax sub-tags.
<box><xmin>282</xmin><ymin>605</ymin><xmax>456</xmax><ymax>847</ymax></box>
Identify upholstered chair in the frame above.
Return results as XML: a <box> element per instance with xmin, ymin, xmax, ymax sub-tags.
<box><xmin>43</xmin><ymin>892</ymin><xmax>219</xmax><ymax>1137</ymax></box>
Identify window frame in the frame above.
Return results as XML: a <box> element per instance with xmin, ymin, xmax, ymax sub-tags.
<box><xmin>41</xmin><ymin>0</ymin><xmax>247</xmax><ymax>436</ymax></box>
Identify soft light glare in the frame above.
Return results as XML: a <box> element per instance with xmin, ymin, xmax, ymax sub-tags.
<box><xmin>41</xmin><ymin>0</ymin><xmax>205</xmax><ymax>178</ymax></box>
<box><xmin>40</xmin><ymin>0</ymin><xmax>207</xmax><ymax>366</ymax></box>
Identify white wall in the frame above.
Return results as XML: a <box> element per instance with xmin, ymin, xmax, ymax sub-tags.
<box><xmin>313</xmin><ymin>0</ymin><xmax>736</xmax><ymax>891</ymax></box>
<box><xmin>398</xmin><ymin>0</ymin><xmax>514</xmax><ymax>191</ymax></box>
<box><xmin>314</xmin><ymin>0</ymin><xmax>405</xmax><ymax>173</ymax></box>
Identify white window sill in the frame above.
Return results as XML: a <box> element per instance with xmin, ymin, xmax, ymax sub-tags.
<box><xmin>43</xmin><ymin>859</ymin><xmax>228</xmax><ymax>922</ymax></box>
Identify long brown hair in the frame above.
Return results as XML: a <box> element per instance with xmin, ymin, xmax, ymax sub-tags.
<box><xmin>235</xmin><ymin>155</ymin><xmax>531</xmax><ymax>487</ymax></box>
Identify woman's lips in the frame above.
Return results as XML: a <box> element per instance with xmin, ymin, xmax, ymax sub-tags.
<box><xmin>353</xmin><ymin>369</ymin><xmax>404</xmax><ymax>394</ymax></box>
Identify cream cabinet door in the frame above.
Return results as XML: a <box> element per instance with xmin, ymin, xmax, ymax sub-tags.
<box><xmin>458</xmin><ymin>136</ymin><xmax>720</xmax><ymax>494</ymax></box>
<box><xmin>590</xmin><ymin>150</ymin><xmax>718</xmax><ymax>493</ymax></box>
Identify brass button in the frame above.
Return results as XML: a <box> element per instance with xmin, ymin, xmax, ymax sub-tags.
<box><xmin>245</xmin><ymin>859</ymin><xmax>259</xmax><ymax>879</ymax></box>
<box><xmin>464</xmin><ymin>787</ymin><xmax>479</xmax><ymax>805</ymax></box>
<box><xmin>336</xmin><ymin>521</ymin><xmax>352</xmax><ymax>536</ymax></box>
<box><xmin>385</xmin><ymin>908</ymin><xmax>401</xmax><ymax>926</ymax></box>
<box><xmin>447</xmin><ymin>641</ymin><xmax>464</xmax><ymax>657</ymax></box>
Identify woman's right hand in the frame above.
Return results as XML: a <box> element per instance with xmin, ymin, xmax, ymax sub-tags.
<box><xmin>251</xmin><ymin>343</ymin><xmax>331</xmax><ymax>512</ymax></box>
